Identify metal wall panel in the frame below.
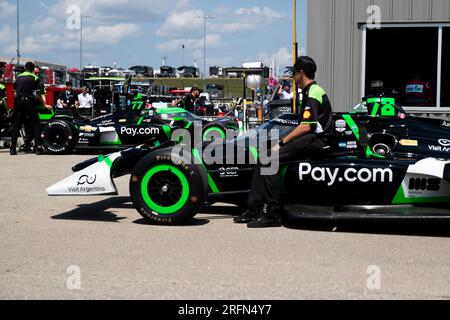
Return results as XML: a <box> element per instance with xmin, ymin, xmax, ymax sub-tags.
<box><xmin>392</xmin><ymin>0</ymin><xmax>413</xmax><ymax>20</ymax></box>
<box><xmin>333</xmin><ymin>0</ymin><xmax>353</xmax><ymax>109</ymax></box>
<box><xmin>411</xmin><ymin>0</ymin><xmax>432</xmax><ymax>20</ymax></box>
<box><xmin>307</xmin><ymin>0</ymin><xmax>334</xmax><ymax>100</ymax></box>
<box><xmin>431</xmin><ymin>0</ymin><xmax>450</xmax><ymax>20</ymax></box>
<box><xmin>307</xmin><ymin>0</ymin><xmax>450</xmax><ymax>112</ymax></box>
<box><xmin>373</xmin><ymin>0</ymin><xmax>394</xmax><ymax>21</ymax></box>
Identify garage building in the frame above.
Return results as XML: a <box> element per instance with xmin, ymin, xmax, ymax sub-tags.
<box><xmin>307</xmin><ymin>0</ymin><xmax>450</xmax><ymax>118</ymax></box>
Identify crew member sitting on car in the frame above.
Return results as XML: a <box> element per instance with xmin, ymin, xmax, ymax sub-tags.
<box><xmin>235</xmin><ymin>56</ymin><xmax>334</xmax><ymax>228</ymax></box>
<box><xmin>174</xmin><ymin>87</ymin><xmax>200</xmax><ymax>113</ymax></box>
<box><xmin>404</xmin><ymin>73</ymin><xmax>434</xmax><ymax>107</ymax></box>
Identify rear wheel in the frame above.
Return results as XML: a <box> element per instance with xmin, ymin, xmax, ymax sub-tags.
<box><xmin>41</xmin><ymin>120</ymin><xmax>78</xmax><ymax>154</ymax></box>
<box><xmin>129</xmin><ymin>149</ymin><xmax>208</xmax><ymax>225</ymax></box>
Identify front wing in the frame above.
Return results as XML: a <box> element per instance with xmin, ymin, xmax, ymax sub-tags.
<box><xmin>47</xmin><ymin>153</ymin><xmax>121</xmax><ymax>196</ymax></box>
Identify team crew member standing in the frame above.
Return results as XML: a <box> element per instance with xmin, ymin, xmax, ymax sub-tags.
<box><xmin>235</xmin><ymin>56</ymin><xmax>334</xmax><ymax>228</ymax></box>
<box><xmin>76</xmin><ymin>86</ymin><xmax>94</xmax><ymax>117</ymax></box>
<box><xmin>0</xmin><ymin>82</ymin><xmax>5</xmax><ymax>99</ymax></box>
<box><xmin>0</xmin><ymin>82</ymin><xmax>6</xmax><ymax>120</ymax></box>
<box><xmin>20</xmin><ymin>67</ymin><xmax>48</xmax><ymax>153</ymax></box>
<box><xmin>174</xmin><ymin>87</ymin><xmax>200</xmax><ymax>113</ymax></box>
<box><xmin>0</xmin><ymin>81</ymin><xmax>5</xmax><ymax>105</ymax></box>
<box><xmin>10</xmin><ymin>62</ymin><xmax>51</xmax><ymax>155</ymax></box>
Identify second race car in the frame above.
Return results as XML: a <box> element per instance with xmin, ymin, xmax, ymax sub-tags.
<box><xmin>39</xmin><ymin>94</ymin><xmax>240</xmax><ymax>154</ymax></box>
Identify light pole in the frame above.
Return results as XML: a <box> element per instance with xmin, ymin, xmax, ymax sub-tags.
<box><xmin>292</xmin><ymin>0</ymin><xmax>299</xmax><ymax>114</ymax></box>
<box><xmin>80</xmin><ymin>13</ymin><xmax>91</xmax><ymax>70</ymax></box>
<box><xmin>182</xmin><ymin>44</ymin><xmax>185</xmax><ymax>66</ymax></box>
<box><xmin>197</xmin><ymin>15</ymin><xmax>215</xmax><ymax>89</ymax></box>
<box><xmin>16</xmin><ymin>0</ymin><xmax>20</xmax><ymax>65</ymax></box>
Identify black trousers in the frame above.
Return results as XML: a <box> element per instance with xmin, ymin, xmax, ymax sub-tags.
<box><xmin>247</xmin><ymin>134</ymin><xmax>326</xmax><ymax>208</ymax></box>
<box><xmin>11</xmin><ymin>98</ymin><xmax>40</xmax><ymax>150</ymax></box>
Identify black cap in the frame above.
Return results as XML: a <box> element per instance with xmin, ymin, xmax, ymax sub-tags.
<box><xmin>293</xmin><ymin>56</ymin><xmax>317</xmax><ymax>79</ymax></box>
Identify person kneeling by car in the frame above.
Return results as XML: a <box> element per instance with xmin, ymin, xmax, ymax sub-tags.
<box><xmin>234</xmin><ymin>56</ymin><xmax>334</xmax><ymax>228</ymax></box>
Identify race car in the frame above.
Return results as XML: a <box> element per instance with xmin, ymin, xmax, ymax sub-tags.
<box><xmin>38</xmin><ymin>94</ymin><xmax>240</xmax><ymax>154</ymax></box>
<box><xmin>47</xmin><ymin>96</ymin><xmax>450</xmax><ymax>224</ymax></box>
<box><xmin>0</xmin><ymin>75</ymin><xmax>239</xmax><ymax>153</ymax></box>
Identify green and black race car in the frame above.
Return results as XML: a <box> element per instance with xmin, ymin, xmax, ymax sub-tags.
<box><xmin>34</xmin><ymin>94</ymin><xmax>240</xmax><ymax>154</ymax></box>
<box><xmin>2</xmin><ymin>75</ymin><xmax>240</xmax><ymax>153</ymax></box>
<box><xmin>48</xmin><ymin>96</ymin><xmax>450</xmax><ymax>225</ymax></box>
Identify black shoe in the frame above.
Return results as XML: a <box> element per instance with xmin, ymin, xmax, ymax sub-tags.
<box><xmin>10</xmin><ymin>148</ymin><xmax>17</xmax><ymax>156</ymax></box>
<box><xmin>247</xmin><ymin>205</ymin><xmax>282</xmax><ymax>229</ymax></box>
<box><xmin>234</xmin><ymin>209</ymin><xmax>259</xmax><ymax>224</ymax></box>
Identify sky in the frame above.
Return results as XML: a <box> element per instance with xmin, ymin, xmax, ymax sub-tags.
<box><xmin>0</xmin><ymin>0</ymin><xmax>308</xmax><ymax>73</ymax></box>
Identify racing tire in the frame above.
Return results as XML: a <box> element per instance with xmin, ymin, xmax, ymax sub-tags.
<box><xmin>130</xmin><ymin>148</ymin><xmax>209</xmax><ymax>225</ymax></box>
<box><xmin>41</xmin><ymin>120</ymin><xmax>78</xmax><ymax>154</ymax></box>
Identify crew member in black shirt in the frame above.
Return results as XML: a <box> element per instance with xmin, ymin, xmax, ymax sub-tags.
<box><xmin>11</xmin><ymin>62</ymin><xmax>51</xmax><ymax>155</ymax></box>
<box><xmin>61</xmin><ymin>81</ymin><xmax>76</xmax><ymax>108</ymax></box>
<box><xmin>235</xmin><ymin>56</ymin><xmax>334</xmax><ymax>228</ymax></box>
<box><xmin>174</xmin><ymin>87</ymin><xmax>200</xmax><ymax>113</ymax></box>
<box><xmin>0</xmin><ymin>82</ymin><xmax>6</xmax><ymax>123</ymax></box>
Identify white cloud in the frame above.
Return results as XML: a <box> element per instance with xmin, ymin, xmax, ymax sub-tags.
<box><xmin>31</xmin><ymin>17</ymin><xmax>58</xmax><ymax>33</ymax></box>
<box><xmin>0</xmin><ymin>1</ymin><xmax>294</xmax><ymax>70</ymax></box>
<box><xmin>257</xmin><ymin>47</ymin><xmax>299</xmax><ymax>68</ymax></box>
<box><xmin>155</xmin><ymin>5</ymin><xmax>288</xmax><ymax>61</ymax></box>
<box><xmin>220</xmin><ymin>22</ymin><xmax>258</xmax><ymax>33</ymax></box>
<box><xmin>5</xmin><ymin>37</ymin><xmax>44</xmax><ymax>55</ymax></box>
<box><xmin>156</xmin><ymin>5</ymin><xmax>288</xmax><ymax>38</ymax></box>
<box><xmin>47</xmin><ymin>0</ymin><xmax>182</xmax><ymax>22</ymax></box>
<box><xmin>0</xmin><ymin>25</ymin><xmax>14</xmax><ymax>43</ymax></box>
<box><xmin>84</xmin><ymin>23</ymin><xmax>140</xmax><ymax>45</ymax></box>
<box><xmin>0</xmin><ymin>25</ymin><xmax>16</xmax><ymax>56</ymax></box>
<box><xmin>20</xmin><ymin>37</ymin><xmax>45</xmax><ymax>55</ymax></box>
<box><xmin>0</xmin><ymin>1</ymin><xmax>15</xmax><ymax>21</ymax></box>
<box><xmin>157</xmin><ymin>34</ymin><xmax>222</xmax><ymax>52</ymax></box>
<box><xmin>156</xmin><ymin>9</ymin><xmax>203</xmax><ymax>37</ymax></box>
<box><xmin>235</xmin><ymin>6</ymin><xmax>287</xmax><ymax>21</ymax></box>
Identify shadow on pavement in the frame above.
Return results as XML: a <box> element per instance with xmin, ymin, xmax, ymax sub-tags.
<box><xmin>200</xmin><ymin>205</ymin><xmax>243</xmax><ymax>218</ymax></box>
<box><xmin>283</xmin><ymin>219</ymin><xmax>450</xmax><ymax>238</ymax></box>
<box><xmin>133</xmin><ymin>205</ymin><xmax>243</xmax><ymax>227</ymax></box>
<box><xmin>51</xmin><ymin>197</ymin><xmax>132</xmax><ymax>223</ymax></box>
<box><xmin>133</xmin><ymin>218</ymin><xmax>210</xmax><ymax>227</ymax></box>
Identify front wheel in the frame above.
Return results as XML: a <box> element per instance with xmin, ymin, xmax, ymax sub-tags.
<box><xmin>129</xmin><ymin>149</ymin><xmax>208</xmax><ymax>225</ymax></box>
